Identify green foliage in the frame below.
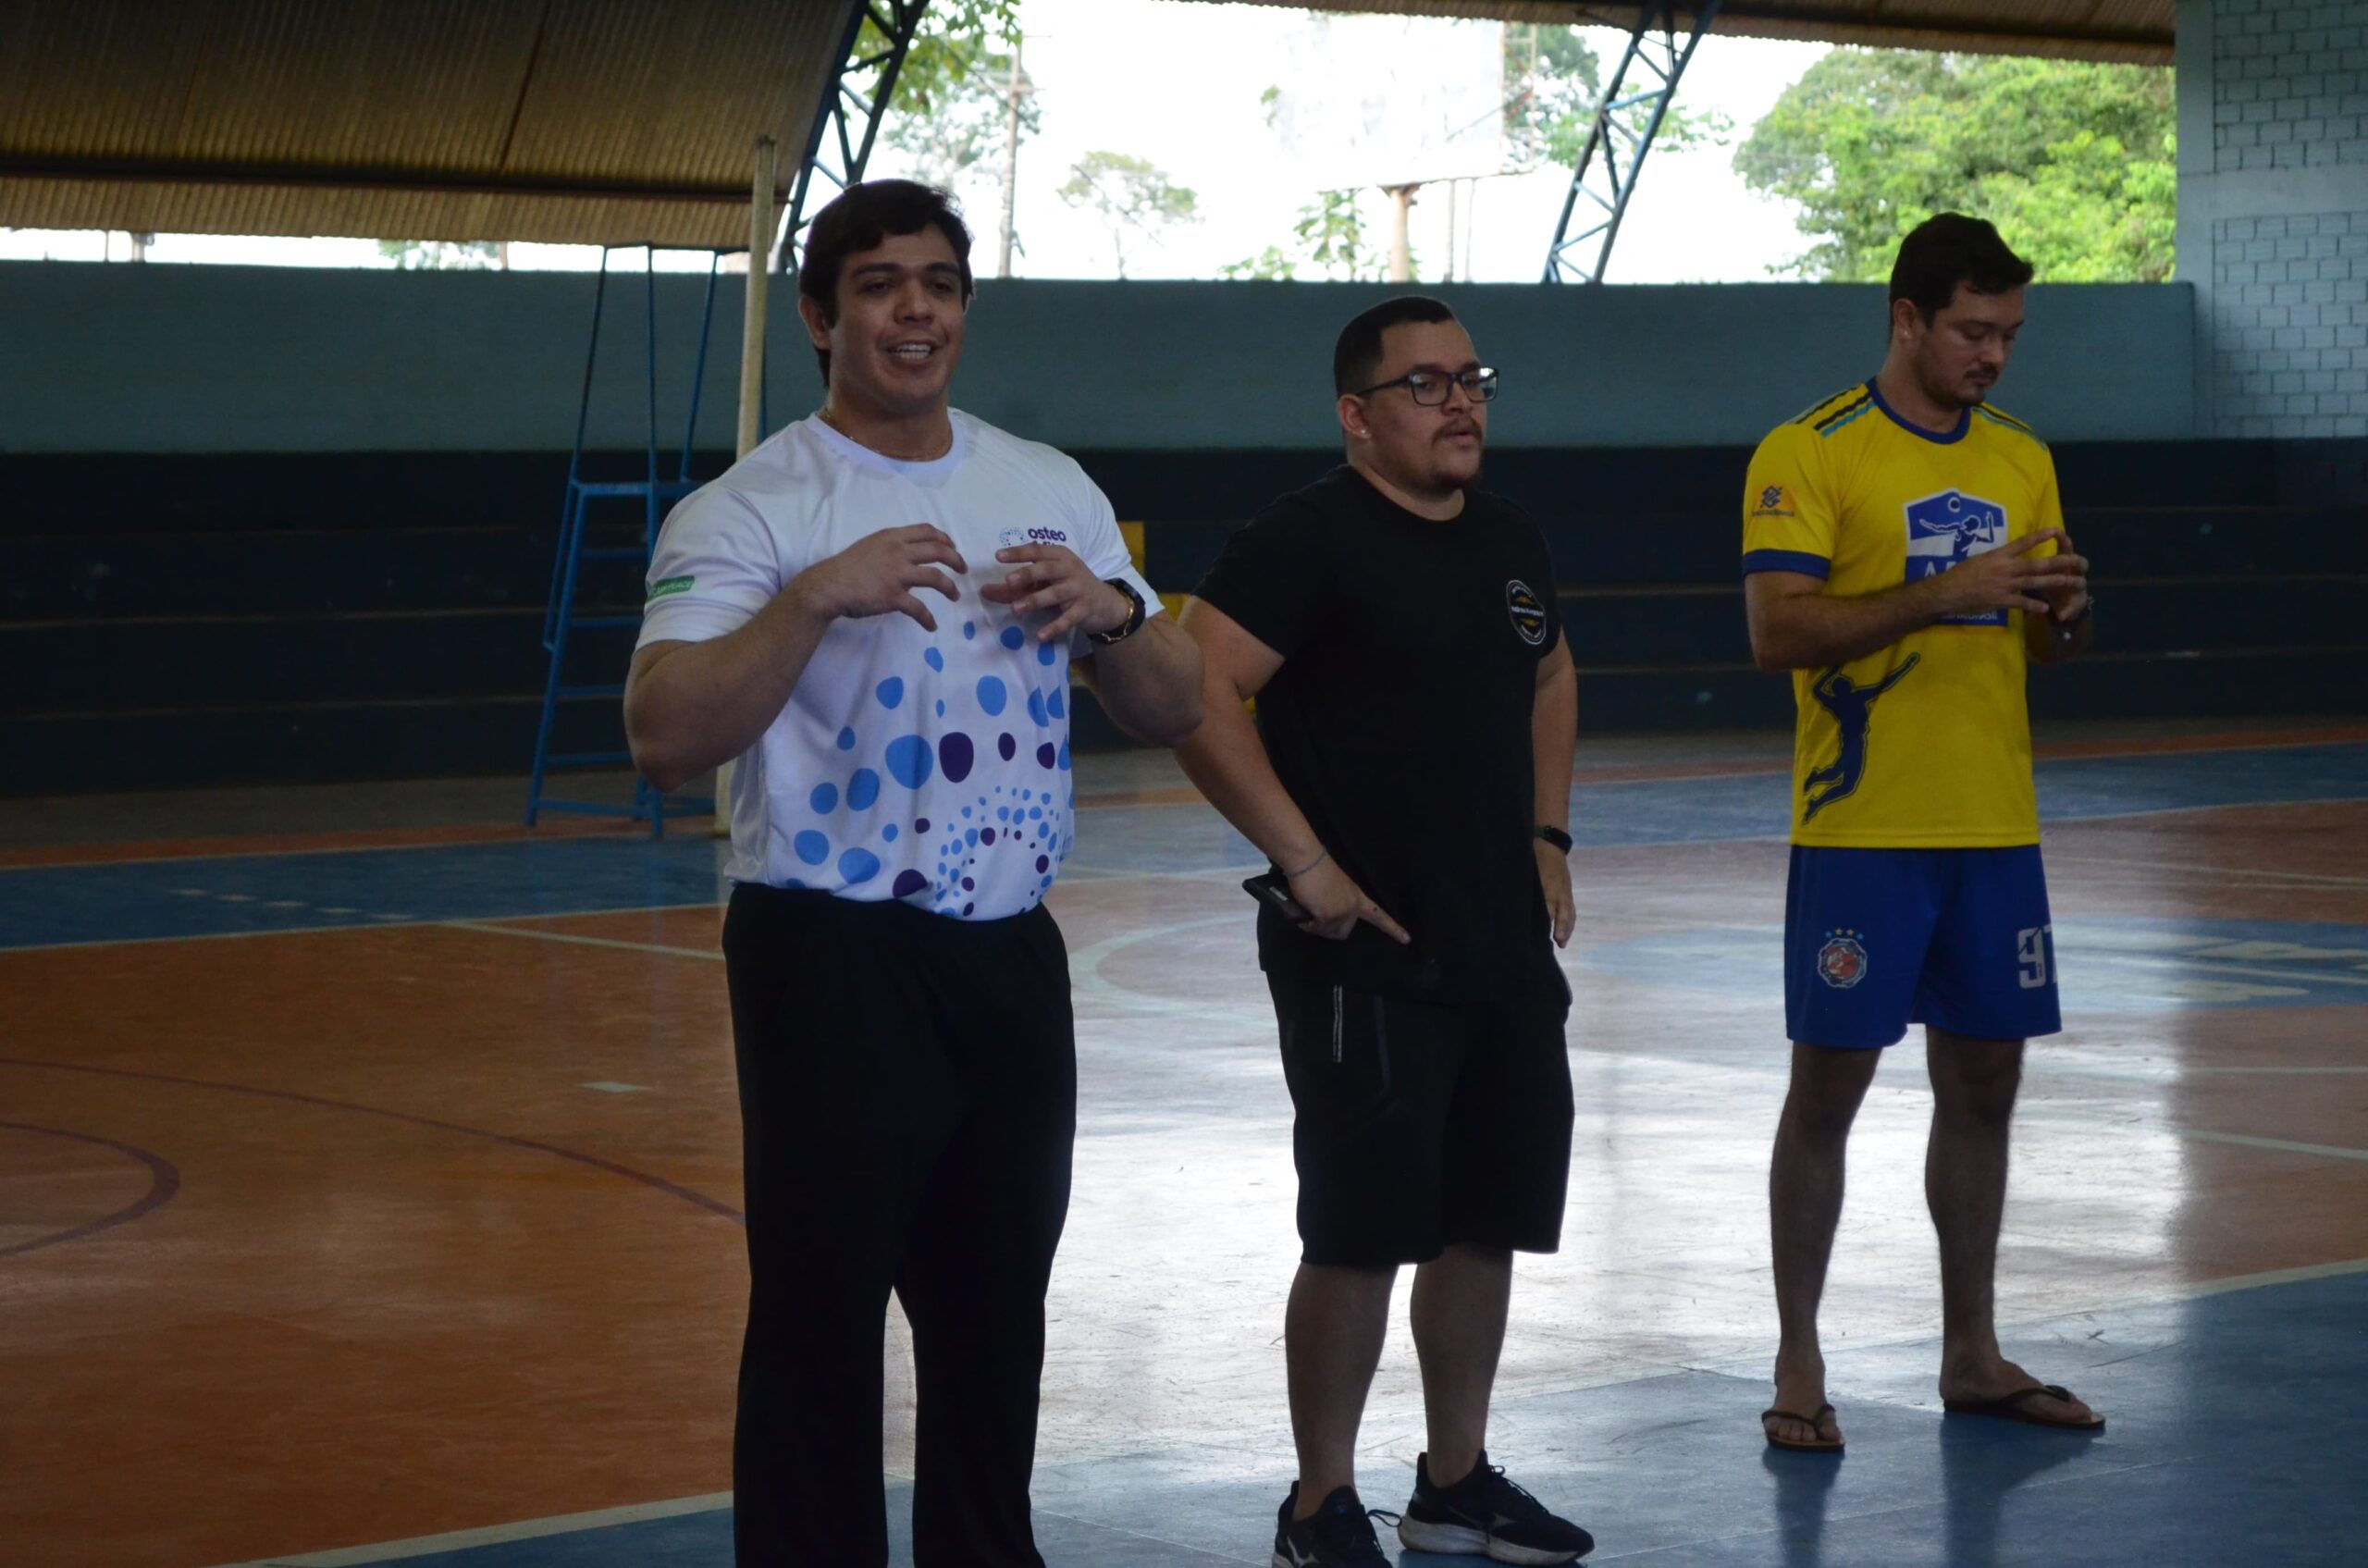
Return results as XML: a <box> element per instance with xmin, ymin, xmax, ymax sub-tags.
<box><xmin>1503</xmin><ymin>22</ymin><xmax>1728</xmax><ymax>170</ymax></box>
<box><xmin>1058</xmin><ymin>151</ymin><xmax>1200</xmax><ymax>278</ymax></box>
<box><xmin>1219</xmin><ymin>245</ymin><xmax>1298</xmax><ymax>282</ymax></box>
<box><xmin>1503</xmin><ymin>22</ymin><xmax>1602</xmax><ymax>168</ymax></box>
<box><xmin>1734</xmin><ymin>49</ymin><xmax>2177</xmax><ymax>281</ymax></box>
<box><xmin>1221</xmin><ymin>190</ymin><xmax>1390</xmax><ymax>283</ymax></box>
<box><xmin>378</xmin><ymin>239</ymin><xmax>500</xmax><ymax>270</ymax></box>
<box><xmin>876</xmin><ymin>0</ymin><xmax>1038</xmax><ymax>191</ymax></box>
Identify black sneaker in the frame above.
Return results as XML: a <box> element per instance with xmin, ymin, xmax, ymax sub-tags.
<box><xmin>1273</xmin><ymin>1481</ymin><xmax>1395</xmax><ymax>1567</ymax></box>
<box><xmin>1397</xmin><ymin>1450</ymin><xmax>1593</xmax><ymax>1564</ymax></box>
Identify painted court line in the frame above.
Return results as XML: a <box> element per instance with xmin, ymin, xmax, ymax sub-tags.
<box><xmin>2174</xmin><ymin>1128</ymin><xmax>2368</xmax><ymax>1164</ymax></box>
<box><xmin>438</xmin><ymin>918</ymin><xmax>722</xmax><ymax>962</ymax></box>
<box><xmin>2088</xmin><ymin>951</ymin><xmax>2368</xmax><ymax>989</ymax></box>
<box><xmin>0</xmin><ymin>821</ymin><xmax>631</xmax><ymax>875</ymax></box>
<box><xmin>0</xmin><ymin>901</ymin><xmax>726</xmax><ymax>956</ymax></box>
<box><xmin>197</xmin><ymin>1491</ymin><xmax>734</xmax><ymax>1567</ymax></box>
<box><xmin>2047</xmin><ymin>854</ymin><xmax>2368</xmax><ymax>891</ymax></box>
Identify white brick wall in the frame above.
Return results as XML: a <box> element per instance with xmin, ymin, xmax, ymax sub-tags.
<box><xmin>2205</xmin><ymin>0</ymin><xmax>2368</xmax><ymax>436</ymax></box>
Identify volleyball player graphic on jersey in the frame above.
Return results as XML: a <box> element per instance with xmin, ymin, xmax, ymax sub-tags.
<box><xmin>1801</xmin><ymin>654</ymin><xmax>1919</xmax><ymax>821</ymax></box>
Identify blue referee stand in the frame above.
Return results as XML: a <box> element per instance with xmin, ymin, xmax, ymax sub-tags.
<box><xmin>524</xmin><ymin>244</ymin><xmax>731</xmax><ymax>836</ymax></box>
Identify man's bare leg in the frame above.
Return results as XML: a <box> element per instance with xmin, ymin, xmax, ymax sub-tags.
<box><xmin>1410</xmin><ymin>1243</ymin><xmax>1513</xmax><ymax>1485</ymax></box>
<box><xmin>1768</xmin><ymin>1041</ymin><xmax>1881</xmax><ymax>1446</ymax></box>
<box><xmin>1288</xmin><ymin>1261</ymin><xmax>1397</xmax><ymax>1517</ymax></box>
<box><xmin>1926</xmin><ymin>1028</ymin><xmax>2097</xmax><ymax>1425</ymax></box>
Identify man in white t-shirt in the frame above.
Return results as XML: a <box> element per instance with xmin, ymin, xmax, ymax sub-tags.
<box><xmin>624</xmin><ymin>179</ymin><xmax>1201</xmax><ymax>1568</ymax></box>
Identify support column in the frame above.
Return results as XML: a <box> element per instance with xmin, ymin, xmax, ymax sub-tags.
<box><xmin>2175</xmin><ymin>0</ymin><xmax>2368</xmax><ymax>439</ymax></box>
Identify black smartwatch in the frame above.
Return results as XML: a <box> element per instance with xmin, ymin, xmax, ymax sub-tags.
<box><xmin>1089</xmin><ymin>578</ymin><xmax>1148</xmax><ymax>647</ymax></box>
<box><xmin>1535</xmin><ymin>824</ymin><xmax>1573</xmax><ymax>854</ymax></box>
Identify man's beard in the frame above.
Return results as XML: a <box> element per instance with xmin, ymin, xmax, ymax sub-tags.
<box><xmin>1919</xmin><ymin>362</ymin><xmax>1988</xmax><ymax>411</ymax></box>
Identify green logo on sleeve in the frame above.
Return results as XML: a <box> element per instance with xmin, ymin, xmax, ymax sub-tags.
<box><xmin>647</xmin><ymin>574</ymin><xmax>696</xmax><ymax>603</ymax></box>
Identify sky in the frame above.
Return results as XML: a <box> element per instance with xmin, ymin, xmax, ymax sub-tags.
<box><xmin>0</xmin><ymin>0</ymin><xmax>1831</xmax><ymax>284</ymax></box>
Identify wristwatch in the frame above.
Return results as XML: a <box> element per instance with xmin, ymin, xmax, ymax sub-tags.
<box><xmin>1535</xmin><ymin>824</ymin><xmax>1573</xmax><ymax>853</ymax></box>
<box><xmin>1089</xmin><ymin>577</ymin><xmax>1148</xmax><ymax>647</ymax></box>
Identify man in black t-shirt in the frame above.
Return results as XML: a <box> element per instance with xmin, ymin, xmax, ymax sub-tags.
<box><xmin>1175</xmin><ymin>297</ymin><xmax>1591</xmax><ymax>1568</ymax></box>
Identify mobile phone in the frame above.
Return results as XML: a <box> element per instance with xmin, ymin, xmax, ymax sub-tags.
<box><xmin>1242</xmin><ymin>870</ymin><xmax>1314</xmax><ymax>924</ymax></box>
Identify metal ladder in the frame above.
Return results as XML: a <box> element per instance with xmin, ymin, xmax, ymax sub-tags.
<box><xmin>524</xmin><ymin>245</ymin><xmax>727</xmax><ymax>835</ymax></box>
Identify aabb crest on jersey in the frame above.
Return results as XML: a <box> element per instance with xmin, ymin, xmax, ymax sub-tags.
<box><xmin>1818</xmin><ymin>930</ymin><xmax>1869</xmax><ymax>989</ymax></box>
<box><xmin>1904</xmin><ymin>488</ymin><xmax>2010</xmax><ymax>627</ymax></box>
<box><xmin>1506</xmin><ymin>580</ymin><xmax>1549</xmax><ymax>647</ymax></box>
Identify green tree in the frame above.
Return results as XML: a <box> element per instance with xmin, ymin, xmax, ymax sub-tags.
<box><xmin>876</xmin><ymin>0</ymin><xmax>1038</xmax><ymax>192</ymax></box>
<box><xmin>1735</xmin><ymin>49</ymin><xmax>2177</xmax><ymax>281</ymax></box>
<box><xmin>1058</xmin><ymin>152</ymin><xmax>1199</xmax><ymax>278</ymax></box>
<box><xmin>1503</xmin><ymin>21</ymin><xmax>1727</xmax><ymax>169</ymax></box>
<box><xmin>1220</xmin><ymin>190</ymin><xmax>1391</xmax><ymax>282</ymax></box>
<box><xmin>1502</xmin><ymin>22</ymin><xmax>1601</xmax><ymax>167</ymax></box>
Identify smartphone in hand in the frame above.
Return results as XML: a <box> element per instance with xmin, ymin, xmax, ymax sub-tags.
<box><xmin>1242</xmin><ymin>870</ymin><xmax>1314</xmax><ymax>924</ymax></box>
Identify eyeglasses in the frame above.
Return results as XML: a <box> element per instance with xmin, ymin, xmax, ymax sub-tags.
<box><xmin>1350</xmin><ymin>366</ymin><xmax>1499</xmax><ymax>406</ymax></box>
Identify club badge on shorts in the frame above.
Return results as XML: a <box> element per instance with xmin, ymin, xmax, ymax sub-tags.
<box><xmin>1817</xmin><ymin>930</ymin><xmax>1869</xmax><ymax>989</ymax></box>
<box><xmin>1506</xmin><ymin>580</ymin><xmax>1548</xmax><ymax>647</ymax></box>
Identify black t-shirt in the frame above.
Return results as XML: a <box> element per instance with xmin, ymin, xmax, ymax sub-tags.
<box><xmin>1194</xmin><ymin>466</ymin><xmax>1565</xmax><ymax>1004</ymax></box>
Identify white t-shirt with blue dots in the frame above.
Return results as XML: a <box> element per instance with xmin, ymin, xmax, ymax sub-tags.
<box><xmin>636</xmin><ymin>411</ymin><xmax>1158</xmax><ymax>921</ymax></box>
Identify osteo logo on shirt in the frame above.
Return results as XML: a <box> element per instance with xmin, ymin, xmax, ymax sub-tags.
<box><xmin>998</xmin><ymin>525</ymin><xmax>1070</xmax><ymax>549</ymax></box>
<box><xmin>1818</xmin><ymin>930</ymin><xmax>1869</xmax><ymax>989</ymax></box>
<box><xmin>1506</xmin><ymin>580</ymin><xmax>1548</xmax><ymax>647</ymax></box>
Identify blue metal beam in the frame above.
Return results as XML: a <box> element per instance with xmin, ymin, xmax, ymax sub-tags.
<box><xmin>777</xmin><ymin>0</ymin><xmax>933</xmax><ymax>277</ymax></box>
<box><xmin>1542</xmin><ymin>1</ymin><xmax>1724</xmax><ymax>284</ymax></box>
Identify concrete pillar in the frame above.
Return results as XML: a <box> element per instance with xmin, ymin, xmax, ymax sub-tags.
<box><xmin>2175</xmin><ymin>0</ymin><xmax>2368</xmax><ymax>438</ymax></box>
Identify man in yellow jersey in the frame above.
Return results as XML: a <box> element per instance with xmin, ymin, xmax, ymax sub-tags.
<box><xmin>1740</xmin><ymin>214</ymin><xmax>2099</xmax><ymax>1454</ymax></box>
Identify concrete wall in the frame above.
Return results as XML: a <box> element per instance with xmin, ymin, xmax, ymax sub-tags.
<box><xmin>0</xmin><ymin>260</ymin><xmax>2195</xmax><ymax>454</ymax></box>
<box><xmin>2177</xmin><ymin>0</ymin><xmax>2368</xmax><ymax>438</ymax></box>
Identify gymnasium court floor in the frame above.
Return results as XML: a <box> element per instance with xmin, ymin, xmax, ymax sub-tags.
<box><xmin>4</xmin><ymin>722</ymin><xmax>2364</xmax><ymax>1568</ymax></box>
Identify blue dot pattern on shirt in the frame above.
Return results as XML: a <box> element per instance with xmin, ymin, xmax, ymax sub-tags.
<box><xmin>779</xmin><ymin>624</ymin><xmax>1095</xmax><ymax>915</ymax></box>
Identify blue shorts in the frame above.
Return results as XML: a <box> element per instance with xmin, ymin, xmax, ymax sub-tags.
<box><xmin>1784</xmin><ymin>846</ymin><xmax>2062</xmax><ymax>1050</ymax></box>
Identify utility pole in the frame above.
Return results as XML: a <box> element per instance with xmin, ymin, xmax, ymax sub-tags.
<box><xmin>1385</xmin><ymin>184</ymin><xmax>1417</xmax><ymax>282</ymax></box>
<box><xmin>996</xmin><ymin>34</ymin><xmax>1027</xmax><ymax>278</ymax></box>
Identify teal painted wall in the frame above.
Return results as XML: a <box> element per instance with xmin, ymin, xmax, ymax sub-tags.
<box><xmin>0</xmin><ymin>262</ymin><xmax>2194</xmax><ymax>453</ymax></box>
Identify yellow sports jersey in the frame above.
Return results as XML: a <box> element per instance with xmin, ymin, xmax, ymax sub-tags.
<box><xmin>1743</xmin><ymin>380</ymin><xmax>2064</xmax><ymax>848</ymax></box>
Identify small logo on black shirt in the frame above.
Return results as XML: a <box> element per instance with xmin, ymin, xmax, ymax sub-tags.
<box><xmin>1506</xmin><ymin>580</ymin><xmax>1549</xmax><ymax>647</ymax></box>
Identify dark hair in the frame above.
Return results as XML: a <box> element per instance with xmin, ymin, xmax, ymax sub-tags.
<box><xmin>796</xmin><ymin>179</ymin><xmax>976</xmax><ymax>385</ymax></box>
<box><xmin>1334</xmin><ymin>294</ymin><xmax>1459</xmax><ymax>395</ymax></box>
<box><xmin>1889</xmin><ymin>213</ymin><xmax>2033</xmax><ymax>322</ymax></box>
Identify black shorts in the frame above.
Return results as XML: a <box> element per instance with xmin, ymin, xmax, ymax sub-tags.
<box><xmin>1270</xmin><ymin>975</ymin><xmax>1574</xmax><ymax>1268</ymax></box>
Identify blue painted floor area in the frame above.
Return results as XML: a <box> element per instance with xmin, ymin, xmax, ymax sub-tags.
<box><xmin>1559</xmin><ymin>741</ymin><xmax>2368</xmax><ymax>849</ymax></box>
<box><xmin>0</xmin><ymin>834</ymin><xmax>732</xmax><ymax>950</ymax></box>
<box><xmin>6</xmin><ymin>743</ymin><xmax>2362</xmax><ymax>953</ymax></box>
<box><xmin>1584</xmin><ymin>914</ymin><xmax>2368</xmax><ymax>1011</ymax></box>
<box><xmin>361</xmin><ymin>1268</ymin><xmax>2368</xmax><ymax>1566</ymax></box>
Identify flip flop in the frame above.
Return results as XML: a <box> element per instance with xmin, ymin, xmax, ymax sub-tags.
<box><xmin>1942</xmin><ymin>1383</ymin><xmax>2105</xmax><ymax>1431</ymax></box>
<box><xmin>1762</xmin><ymin>1402</ymin><xmax>1844</xmax><ymax>1452</ymax></box>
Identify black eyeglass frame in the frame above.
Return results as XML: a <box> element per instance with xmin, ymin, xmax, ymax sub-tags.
<box><xmin>1347</xmin><ymin>366</ymin><xmax>1500</xmax><ymax>405</ymax></box>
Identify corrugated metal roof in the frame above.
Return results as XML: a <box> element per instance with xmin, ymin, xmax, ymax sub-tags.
<box><xmin>0</xmin><ymin>0</ymin><xmax>2176</xmax><ymax>244</ymax></box>
<box><xmin>1164</xmin><ymin>1</ymin><xmax>2175</xmax><ymax>64</ymax></box>
<box><xmin>0</xmin><ymin>0</ymin><xmax>851</xmax><ymax>245</ymax></box>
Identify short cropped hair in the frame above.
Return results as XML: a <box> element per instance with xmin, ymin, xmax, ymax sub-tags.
<box><xmin>1334</xmin><ymin>295</ymin><xmax>1459</xmax><ymax>396</ymax></box>
<box><xmin>1889</xmin><ymin>213</ymin><xmax>2033</xmax><ymax>322</ymax></box>
<box><xmin>796</xmin><ymin>179</ymin><xmax>976</xmax><ymax>385</ymax></box>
